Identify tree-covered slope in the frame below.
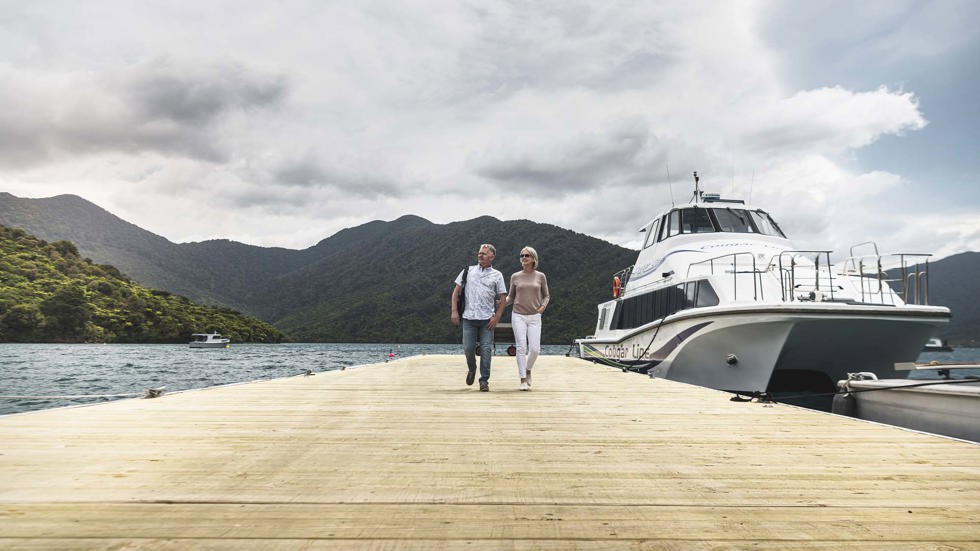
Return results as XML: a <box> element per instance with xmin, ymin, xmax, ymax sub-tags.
<box><xmin>5</xmin><ymin>191</ymin><xmax>975</xmax><ymax>345</ymax></box>
<box><xmin>0</xmin><ymin>192</ymin><xmax>310</xmax><ymax>314</ymax></box>
<box><xmin>0</xmin><ymin>225</ymin><xmax>285</xmax><ymax>343</ymax></box>
<box><xmin>927</xmin><ymin>251</ymin><xmax>980</xmax><ymax>346</ymax></box>
<box><xmin>259</xmin><ymin>215</ymin><xmax>637</xmax><ymax>344</ymax></box>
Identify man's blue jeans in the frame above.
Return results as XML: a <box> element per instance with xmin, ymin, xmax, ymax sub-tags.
<box><xmin>462</xmin><ymin>318</ymin><xmax>493</xmax><ymax>384</ymax></box>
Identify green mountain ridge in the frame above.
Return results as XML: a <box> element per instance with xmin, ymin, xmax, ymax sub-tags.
<box><xmin>0</xmin><ymin>193</ymin><xmax>637</xmax><ymax>343</ymax></box>
<box><xmin>0</xmin><ymin>224</ymin><xmax>285</xmax><ymax>343</ymax></box>
<box><xmin>1</xmin><ymin>192</ymin><xmax>977</xmax><ymax>345</ymax></box>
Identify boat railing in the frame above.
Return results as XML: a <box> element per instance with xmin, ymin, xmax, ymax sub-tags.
<box><xmin>684</xmin><ymin>250</ymin><xmax>838</xmax><ymax>304</ymax></box>
<box><xmin>613</xmin><ymin>265</ymin><xmax>634</xmax><ymax>295</ymax></box>
<box><xmin>841</xmin><ymin>252</ymin><xmax>933</xmax><ymax>305</ymax></box>
<box><xmin>772</xmin><ymin>251</ymin><xmax>836</xmax><ymax>302</ymax></box>
<box><xmin>687</xmin><ymin>252</ymin><xmax>765</xmax><ymax>301</ymax></box>
<box><xmin>616</xmin><ymin>250</ymin><xmax>934</xmax><ymax>307</ymax></box>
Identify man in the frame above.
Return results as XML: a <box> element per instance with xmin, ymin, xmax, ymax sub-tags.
<box><xmin>451</xmin><ymin>243</ymin><xmax>507</xmax><ymax>391</ymax></box>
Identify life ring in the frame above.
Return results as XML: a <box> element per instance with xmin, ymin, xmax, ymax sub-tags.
<box><xmin>612</xmin><ymin>276</ymin><xmax>621</xmax><ymax>298</ymax></box>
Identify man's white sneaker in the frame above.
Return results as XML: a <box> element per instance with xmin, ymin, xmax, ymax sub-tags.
<box><xmin>519</xmin><ymin>382</ymin><xmax>529</xmax><ymax>391</ymax></box>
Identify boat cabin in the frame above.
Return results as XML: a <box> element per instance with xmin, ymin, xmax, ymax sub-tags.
<box><xmin>639</xmin><ymin>201</ymin><xmax>786</xmax><ymax>250</ymax></box>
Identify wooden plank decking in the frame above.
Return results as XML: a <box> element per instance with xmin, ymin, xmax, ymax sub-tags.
<box><xmin>1</xmin><ymin>354</ymin><xmax>978</xmax><ymax>549</ymax></box>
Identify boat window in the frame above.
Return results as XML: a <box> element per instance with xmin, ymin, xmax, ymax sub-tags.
<box><xmin>749</xmin><ymin>210</ymin><xmax>786</xmax><ymax>238</ymax></box>
<box><xmin>681</xmin><ymin>208</ymin><xmax>715</xmax><ymax>234</ymax></box>
<box><xmin>664</xmin><ymin>210</ymin><xmax>681</xmax><ymax>239</ymax></box>
<box><xmin>695</xmin><ymin>280</ymin><xmax>719</xmax><ymax>307</ymax></box>
<box><xmin>684</xmin><ymin>281</ymin><xmax>697</xmax><ymax>306</ymax></box>
<box><xmin>656</xmin><ymin>214</ymin><xmax>668</xmax><ymax>242</ymax></box>
<box><xmin>712</xmin><ymin>208</ymin><xmax>755</xmax><ymax>233</ymax></box>
<box><xmin>642</xmin><ymin>219</ymin><xmax>661</xmax><ymax>249</ymax></box>
<box><xmin>684</xmin><ymin>279</ymin><xmax>720</xmax><ymax>308</ymax></box>
<box><xmin>611</xmin><ymin>279</ymin><xmax>718</xmax><ymax>330</ymax></box>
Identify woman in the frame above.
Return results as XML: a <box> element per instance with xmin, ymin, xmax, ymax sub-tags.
<box><xmin>507</xmin><ymin>246</ymin><xmax>549</xmax><ymax>391</ymax></box>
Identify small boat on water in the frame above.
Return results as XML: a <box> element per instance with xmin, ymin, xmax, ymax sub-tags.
<box><xmin>576</xmin><ymin>173</ymin><xmax>951</xmax><ymax>398</ymax></box>
<box><xmin>189</xmin><ymin>332</ymin><xmax>231</xmax><ymax>349</ymax></box>
<box><xmin>922</xmin><ymin>337</ymin><xmax>954</xmax><ymax>352</ymax></box>
<box><xmin>833</xmin><ymin>365</ymin><xmax>980</xmax><ymax>442</ymax></box>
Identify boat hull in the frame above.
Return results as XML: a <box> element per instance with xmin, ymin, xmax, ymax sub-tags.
<box><xmin>578</xmin><ymin>305</ymin><xmax>949</xmax><ymax>395</ymax></box>
<box><xmin>189</xmin><ymin>342</ymin><xmax>230</xmax><ymax>349</ymax></box>
<box><xmin>836</xmin><ymin>379</ymin><xmax>980</xmax><ymax>442</ymax></box>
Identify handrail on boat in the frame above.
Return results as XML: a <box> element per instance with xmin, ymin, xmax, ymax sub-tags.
<box><xmin>848</xmin><ymin>241</ymin><xmax>879</xmax><ymax>261</ymax></box>
<box><xmin>687</xmin><ymin>252</ymin><xmax>763</xmax><ymax>301</ymax></box>
<box><xmin>772</xmin><ymin>251</ymin><xmax>835</xmax><ymax>302</ymax></box>
<box><xmin>842</xmin><ymin>252</ymin><xmax>932</xmax><ymax>306</ymax></box>
<box><xmin>897</xmin><ymin>253</ymin><xmax>933</xmax><ymax>306</ymax></box>
<box><xmin>613</xmin><ymin>265</ymin><xmax>634</xmax><ymax>295</ymax></box>
<box><xmin>610</xmin><ymin>248</ymin><xmax>934</xmax><ymax>308</ymax></box>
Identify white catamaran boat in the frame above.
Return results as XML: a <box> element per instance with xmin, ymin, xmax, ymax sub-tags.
<box><xmin>189</xmin><ymin>332</ymin><xmax>231</xmax><ymax>349</ymax></box>
<box><xmin>576</xmin><ymin>173</ymin><xmax>951</xmax><ymax>397</ymax></box>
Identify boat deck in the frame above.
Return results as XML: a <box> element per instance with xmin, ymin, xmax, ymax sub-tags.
<box><xmin>1</xmin><ymin>354</ymin><xmax>978</xmax><ymax>549</ymax></box>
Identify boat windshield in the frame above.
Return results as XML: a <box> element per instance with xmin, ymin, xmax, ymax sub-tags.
<box><xmin>748</xmin><ymin>210</ymin><xmax>785</xmax><ymax>238</ymax></box>
<box><xmin>713</xmin><ymin>208</ymin><xmax>754</xmax><ymax>233</ymax></box>
<box><xmin>655</xmin><ymin>207</ymin><xmax>786</xmax><ymax>242</ymax></box>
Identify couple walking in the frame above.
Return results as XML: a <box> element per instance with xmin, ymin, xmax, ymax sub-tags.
<box><xmin>450</xmin><ymin>243</ymin><xmax>550</xmax><ymax>392</ymax></box>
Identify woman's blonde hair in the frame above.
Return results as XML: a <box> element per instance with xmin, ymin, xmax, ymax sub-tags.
<box><xmin>521</xmin><ymin>246</ymin><xmax>539</xmax><ymax>269</ymax></box>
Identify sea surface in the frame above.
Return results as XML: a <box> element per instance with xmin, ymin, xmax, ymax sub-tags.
<box><xmin>1</xmin><ymin>343</ymin><xmax>977</xmax><ymax>416</ymax></box>
<box><xmin>0</xmin><ymin>342</ymin><xmax>575</xmax><ymax>416</ymax></box>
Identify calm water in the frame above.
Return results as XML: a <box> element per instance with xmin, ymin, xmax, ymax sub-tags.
<box><xmin>907</xmin><ymin>348</ymin><xmax>980</xmax><ymax>380</ymax></box>
<box><xmin>0</xmin><ymin>343</ymin><xmax>575</xmax><ymax>416</ymax></box>
<box><xmin>2</xmin><ymin>343</ymin><xmax>977</xmax><ymax>416</ymax></box>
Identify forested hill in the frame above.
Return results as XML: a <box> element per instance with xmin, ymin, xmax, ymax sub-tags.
<box><xmin>256</xmin><ymin>215</ymin><xmax>638</xmax><ymax>343</ymax></box>
<box><xmin>3</xmin><ymin>192</ymin><xmax>976</xmax><ymax>345</ymax></box>
<box><xmin>0</xmin><ymin>193</ymin><xmax>638</xmax><ymax>343</ymax></box>
<box><xmin>0</xmin><ymin>192</ymin><xmax>310</xmax><ymax>313</ymax></box>
<box><xmin>927</xmin><ymin>251</ymin><xmax>980</xmax><ymax>346</ymax></box>
<box><xmin>0</xmin><ymin>224</ymin><xmax>285</xmax><ymax>343</ymax></box>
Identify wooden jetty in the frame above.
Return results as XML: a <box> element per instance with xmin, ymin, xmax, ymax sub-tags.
<box><xmin>1</xmin><ymin>355</ymin><xmax>978</xmax><ymax>549</ymax></box>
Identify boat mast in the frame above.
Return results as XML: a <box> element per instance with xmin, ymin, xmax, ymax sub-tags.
<box><xmin>691</xmin><ymin>171</ymin><xmax>702</xmax><ymax>203</ymax></box>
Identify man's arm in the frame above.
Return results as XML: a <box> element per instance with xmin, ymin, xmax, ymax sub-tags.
<box><xmin>488</xmin><ymin>292</ymin><xmax>506</xmax><ymax>330</ymax></box>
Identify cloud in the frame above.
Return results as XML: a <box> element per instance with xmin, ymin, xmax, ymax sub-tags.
<box><xmin>0</xmin><ymin>1</ymin><xmax>972</xmax><ymax>261</ymax></box>
<box><xmin>738</xmin><ymin>86</ymin><xmax>926</xmax><ymax>157</ymax></box>
<box><xmin>126</xmin><ymin>60</ymin><xmax>285</xmax><ymax>126</ymax></box>
<box><xmin>0</xmin><ymin>59</ymin><xmax>286</xmax><ymax>167</ymax></box>
<box><xmin>471</xmin><ymin>96</ymin><xmax>662</xmax><ymax>195</ymax></box>
<box><xmin>267</xmin><ymin>155</ymin><xmax>404</xmax><ymax>199</ymax></box>
<box><xmin>762</xmin><ymin>0</ymin><xmax>980</xmax><ymax>75</ymax></box>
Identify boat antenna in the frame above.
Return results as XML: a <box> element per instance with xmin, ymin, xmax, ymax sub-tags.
<box><xmin>666</xmin><ymin>160</ymin><xmax>675</xmax><ymax>207</ymax></box>
<box><xmin>691</xmin><ymin>171</ymin><xmax>701</xmax><ymax>203</ymax></box>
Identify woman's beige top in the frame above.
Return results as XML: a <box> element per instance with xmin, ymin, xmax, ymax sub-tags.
<box><xmin>507</xmin><ymin>270</ymin><xmax>550</xmax><ymax>315</ymax></box>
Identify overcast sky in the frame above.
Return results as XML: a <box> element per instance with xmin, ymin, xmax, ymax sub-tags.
<box><xmin>2</xmin><ymin>1</ymin><xmax>978</xmax><ymax>260</ymax></box>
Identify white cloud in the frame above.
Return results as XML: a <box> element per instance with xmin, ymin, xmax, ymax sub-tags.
<box><xmin>0</xmin><ymin>60</ymin><xmax>286</xmax><ymax>168</ymax></box>
<box><xmin>738</xmin><ymin>86</ymin><xmax>926</xmax><ymax>157</ymax></box>
<box><xmin>0</xmin><ymin>1</ymin><xmax>974</xmax><ymax>260</ymax></box>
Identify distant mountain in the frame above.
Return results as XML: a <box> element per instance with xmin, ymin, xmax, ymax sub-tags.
<box><xmin>925</xmin><ymin>251</ymin><xmax>980</xmax><ymax>346</ymax></box>
<box><xmin>2</xmin><ymin>191</ymin><xmax>976</xmax><ymax>345</ymax></box>
<box><xmin>0</xmin><ymin>192</ymin><xmax>313</xmax><ymax>313</ymax></box>
<box><xmin>0</xmin><ymin>224</ymin><xmax>285</xmax><ymax>343</ymax></box>
<box><xmin>0</xmin><ymin>192</ymin><xmax>636</xmax><ymax>344</ymax></box>
<box><xmin>255</xmin><ymin>215</ymin><xmax>637</xmax><ymax>343</ymax></box>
